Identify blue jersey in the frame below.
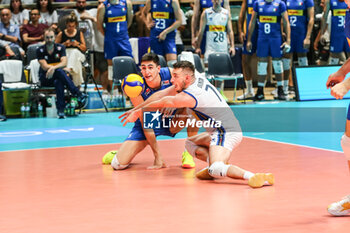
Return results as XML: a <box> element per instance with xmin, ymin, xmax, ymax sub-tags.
<box><xmin>346</xmin><ymin>8</ymin><xmax>350</xmax><ymax>46</ymax></box>
<box><xmin>284</xmin><ymin>0</ymin><xmax>313</xmax><ymax>32</ymax></box>
<box><xmin>254</xmin><ymin>0</ymin><xmax>286</xmax><ymax>38</ymax></box>
<box><xmin>150</xmin><ymin>0</ymin><xmax>176</xmax><ymax>38</ymax></box>
<box><xmin>330</xmin><ymin>0</ymin><xmax>347</xmax><ymax>36</ymax></box>
<box><xmin>246</xmin><ymin>0</ymin><xmax>258</xmax><ymax>33</ymax></box>
<box><xmin>141</xmin><ymin>67</ymin><xmax>172</xmax><ymax>100</ymax></box>
<box><xmin>104</xmin><ymin>0</ymin><xmax>129</xmax><ymax>39</ymax></box>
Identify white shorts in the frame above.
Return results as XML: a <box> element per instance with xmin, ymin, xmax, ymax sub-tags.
<box><xmin>210</xmin><ymin>131</ymin><xmax>243</xmax><ymax>152</ymax></box>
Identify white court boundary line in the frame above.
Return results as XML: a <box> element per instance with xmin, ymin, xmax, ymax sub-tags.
<box><xmin>0</xmin><ymin>136</ymin><xmax>343</xmax><ymax>153</ymax></box>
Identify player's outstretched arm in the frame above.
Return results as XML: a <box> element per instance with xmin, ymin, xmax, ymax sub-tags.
<box><xmin>326</xmin><ymin>58</ymin><xmax>350</xmax><ymax>88</ymax></box>
<box><xmin>121</xmin><ymin>92</ymin><xmax>196</xmax><ymax>126</ymax></box>
<box><xmin>330</xmin><ymin>78</ymin><xmax>350</xmax><ymax>99</ymax></box>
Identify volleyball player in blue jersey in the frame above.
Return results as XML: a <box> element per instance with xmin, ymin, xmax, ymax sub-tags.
<box><xmin>97</xmin><ymin>0</ymin><xmax>133</xmax><ymax>91</ymax></box>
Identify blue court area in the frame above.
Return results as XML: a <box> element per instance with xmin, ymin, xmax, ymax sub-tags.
<box><xmin>0</xmin><ymin>100</ymin><xmax>348</xmax><ymax>152</ymax></box>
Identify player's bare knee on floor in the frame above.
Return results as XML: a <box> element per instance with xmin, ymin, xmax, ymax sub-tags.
<box><xmin>111</xmin><ymin>154</ymin><xmax>129</xmax><ymax>170</ymax></box>
<box><xmin>208</xmin><ymin>161</ymin><xmax>231</xmax><ymax>178</ymax></box>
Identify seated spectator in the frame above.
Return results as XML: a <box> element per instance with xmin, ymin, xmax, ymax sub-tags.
<box><xmin>10</xmin><ymin>0</ymin><xmax>29</xmax><ymax>28</ymax></box>
<box><xmin>0</xmin><ymin>8</ymin><xmax>25</xmax><ymax>58</ymax></box>
<box><xmin>22</xmin><ymin>9</ymin><xmax>48</xmax><ymax>49</ymax></box>
<box><xmin>37</xmin><ymin>0</ymin><xmax>58</xmax><ymax>31</ymax></box>
<box><xmin>55</xmin><ymin>12</ymin><xmax>86</xmax><ymax>87</ymax></box>
<box><xmin>37</xmin><ymin>28</ymin><xmax>87</xmax><ymax>119</ymax></box>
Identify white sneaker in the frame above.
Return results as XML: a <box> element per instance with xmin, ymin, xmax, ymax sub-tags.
<box><xmin>271</xmin><ymin>88</ymin><xmax>278</xmax><ymax>98</ymax></box>
<box><xmin>327</xmin><ymin>195</ymin><xmax>350</xmax><ymax>216</ymax></box>
<box><xmin>237</xmin><ymin>91</ymin><xmax>255</xmax><ymax>100</ymax></box>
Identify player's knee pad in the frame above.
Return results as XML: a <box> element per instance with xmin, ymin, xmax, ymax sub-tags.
<box><xmin>341</xmin><ymin>134</ymin><xmax>350</xmax><ymax>161</ymax></box>
<box><xmin>185</xmin><ymin>139</ymin><xmax>199</xmax><ymax>157</ymax></box>
<box><xmin>257</xmin><ymin>62</ymin><xmax>267</xmax><ymax>76</ymax></box>
<box><xmin>108</xmin><ymin>66</ymin><xmax>113</xmax><ymax>81</ymax></box>
<box><xmin>298</xmin><ymin>57</ymin><xmax>308</xmax><ymax>66</ymax></box>
<box><xmin>329</xmin><ymin>57</ymin><xmax>339</xmax><ymax>65</ymax></box>
<box><xmin>282</xmin><ymin>58</ymin><xmax>291</xmax><ymax>71</ymax></box>
<box><xmin>111</xmin><ymin>154</ymin><xmax>129</xmax><ymax>170</ymax></box>
<box><xmin>272</xmin><ymin>60</ymin><xmax>283</xmax><ymax>74</ymax></box>
<box><xmin>208</xmin><ymin>161</ymin><xmax>230</xmax><ymax>178</ymax></box>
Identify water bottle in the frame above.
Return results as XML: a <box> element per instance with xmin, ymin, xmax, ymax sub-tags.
<box><xmin>70</xmin><ymin>99</ymin><xmax>76</xmax><ymax>116</ymax></box>
<box><xmin>20</xmin><ymin>103</ymin><xmax>25</xmax><ymax>118</ymax></box>
<box><xmin>25</xmin><ymin>102</ymin><xmax>30</xmax><ymax>118</ymax></box>
<box><xmin>38</xmin><ymin>102</ymin><xmax>43</xmax><ymax>118</ymax></box>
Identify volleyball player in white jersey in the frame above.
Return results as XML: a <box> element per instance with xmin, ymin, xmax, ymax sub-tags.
<box><xmin>120</xmin><ymin>61</ymin><xmax>274</xmax><ymax>188</ymax></box>
<box><xmin>195</xmin><ymin>0</ymin><xmax>235</xmax><ymax>63</ymax></box>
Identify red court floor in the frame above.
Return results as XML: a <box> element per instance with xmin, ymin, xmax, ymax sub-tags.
<box><xmin>1</xmin><ymin>137</ymin><xmax>350</xmax><ymax>233</ymax></box>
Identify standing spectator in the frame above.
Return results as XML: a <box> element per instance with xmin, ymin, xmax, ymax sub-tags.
<box><xmin>247</xmin><ymin>0</ymin><xmax>291</xmax><ymax>101</ymax></box>
<box><xmin>55</xmin><ymin>12</ymin><xmax>87</xmax><ymax>87</ymax></box>
<box><xmin>142</xmin><ymin>0</ymin><xmax>182</xmax><ymax>65</ymax></box>
<box><xmin>322</xmin><ymin>0</ymin><xmax>349</xmax><ymax>65</ymax></box>
<box><xmin>37</xmin><ymin>28</ymin><xmax>87</xmax><ymax>119</ymax></box>
<box><xmin>0</xmin><ymin>8</ymin><xmax>25</xmax><ymax>57</ymax></box>
<box><xmin>97</xmin><ymin>0</ymin><xmax>133</xmax><ymax>92</ymax></box>
<box><xmin>73</xmin><ymin>0</ymin><xmax>95</xmax><ymax>50</ymax></box>
<box><xmin>37</xmin><ymin>0</ymin><xmax>58</xmax><ymax>31</ymax></box>
<box><xmin>9</xmin><ymin>0</ymin><xmax>29</xmax><ymax>28</ymax></box>
<box><xmin>88</xmin><ymin>0</ymin><xmax>108</xmax><ymax>90</ymax></box>
<box><xmin>22</xmin><ymin>8</ymin><xmax>49</xmax><ymax>49</ymax></box>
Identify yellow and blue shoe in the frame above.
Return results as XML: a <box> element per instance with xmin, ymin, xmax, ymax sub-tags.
<box><xmin>195</xmin><ymin>167</ymin><xmax>214</xmax><ymax>180</ymax></box>
<box><xmin>248</xmin><ymin>173</ymin><xmax>275</xmax><ymax>188</ymax></box>
<box><xmin>182</xmin><ymin>150</ymin><xmax>195</xmax><ymax>169</ymax></box>
<box><xmin>328</xmin><ymin>195</ymin><xmax>350</xmax><ymax>216</ymax></box>
<box><xmin>102</xmin><ymin>150</ymin><xmax>117</xmax><ymax>165</ymax></box>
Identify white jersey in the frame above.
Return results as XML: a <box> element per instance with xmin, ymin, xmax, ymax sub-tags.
<box><xmin>184</xmin><ymin>75</ymin><xmax>241</xmax><ymax>134</ymax></box>
<box><xmin>204</xmin><ymin>7</ymin><xmax>229</xmax><ymax>60</ymax></box>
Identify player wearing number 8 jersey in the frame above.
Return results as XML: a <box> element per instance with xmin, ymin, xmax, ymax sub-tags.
<box><xmin>322</xmin><ymin>0</ymin><xmax>350</xmax><ymax>65</ymax></box>
<box><xmin>247</xmin><ymin>0</ymin><xmax>290</xmax><ymax>101</ymax></box>
<box><xmin>195</xmin><ymin>0</ymin><xmax>235</xmax><ymax>64</ymax></box>
<box><xmin>97</xmin><ymin>0</ymin><xmax>133</xmax><ymax>91</ymax></box>
<box><xmin>142</xmin><ymin>0</ymin><xmax>182</xmax><ymax>65</ymax></box>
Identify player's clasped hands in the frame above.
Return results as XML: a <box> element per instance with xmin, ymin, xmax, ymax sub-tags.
<box><xmin>327</xmin><ymin>72</ymin><xmax>348</xmax><ymax>99</ymax></box>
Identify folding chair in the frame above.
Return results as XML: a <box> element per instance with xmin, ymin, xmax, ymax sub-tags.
<box><xmin>207</xmin><ymin>52</ymin><xmax>243</xmax><ymax>102</ymax></box>
<box><xmin>26</xmin><ymin>43</ymin><xmax>41</xmax><ymax>65</ymax></box>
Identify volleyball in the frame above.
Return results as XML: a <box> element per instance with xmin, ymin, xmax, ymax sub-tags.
<box><xmin>122</xmin><ymin>74</ymin><xmax>145</xmax><ymax>98</ymax></box>
<box><xmin>102</xmin><ymin>150</ymin><xmax>118</xmax><ymax>164</ymax></box>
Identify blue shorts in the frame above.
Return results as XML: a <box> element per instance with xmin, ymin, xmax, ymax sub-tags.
<box><xmin>290</xmin><ymin>30</ymin><xmax>308</xmax><ymax>53</ymax></box>
<box><xmin>257</xmin><ymin>37</ymin><xmax>283</xmax><ymax>58</ymax></box>
<box><xmin>104</xmin><ymin>38</ymin><xmax>133</xmax><ymax>59</ymax></box>
<box><xmin>150</xmin><ymin>36</ymin><xmax>177</xmax><ymax>56</ymax></box>
<box><xmin>125</xmin><ymin>121</ymin><xmax>176</xmax><ymax>141</ymax></box>
<box><xmin>243</xmin><ymin>32</ymin><xmax>258</xmax><ymax>55</ymax></box>
<box><xmin>330</xmin><ymin>35</ymin><xmax>350</xmax><ymax>53</ymax></box>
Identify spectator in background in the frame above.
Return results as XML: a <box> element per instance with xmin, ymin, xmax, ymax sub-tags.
<box><xmin>0</xmin><ymin>8</ymin><xmax>25</xmax><ymax>58</ymax></box>
<box><xmin>0</xmin><ymin>81</ymin><xmax>6</xmax><ymax>121</ymax></box>
<box><xmin>97</xmin><ymin>0</ymin><xmax>133</xmax><ymax>92</ymax></box>
<box><xmin>9</xmin><ymin>0</ymin><xmax>29</xmax><ymax>28</ymax></box>
<box><xmin>88</xmin><ymin>0</ymin><xmax>108</xmax><ymax>90</ymax></box>
<box><xmin>73</xmin><ymin>0</ymin><xmax>95</xmax><ymax>50</ymax></box>
<box><xmin>175</xmin><ymin>8</ymin><xmax>186</xmax><ymax>55</ymax></box>
<box><xmin>22</xmin><ymin>8</ymin><xmax>48</xmax><ymax>49</ymax></box>
<box><xmin>37</xmin><ymin>28</ymin><xmax>87</xmax><ymax>119</ymax></box>
<box><xmin>55</xmin><ymin>12</ymin><xmax>86</xmax><ymax>87</ymax></box>
<box><xmin>37</xmin><ymin>0</ymin><xmax>58</xmax><ymax>31</ymax></box>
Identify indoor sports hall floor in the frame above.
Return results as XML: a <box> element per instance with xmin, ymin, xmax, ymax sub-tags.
<box><xmin>1</xmin><ymin>100</ymin><xmax>350</xmax><ymax>233</ymax></box>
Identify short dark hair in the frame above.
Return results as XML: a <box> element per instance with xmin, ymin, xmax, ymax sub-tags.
<box><xmin>141</xmin><ymin>53</ymin><xmax>160</xmax><ymax>66</ymax></box>
<box><xmin>173</xmin><ymin>61</ymin><xmax>195</xmax><ymax>74</ymax></box>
